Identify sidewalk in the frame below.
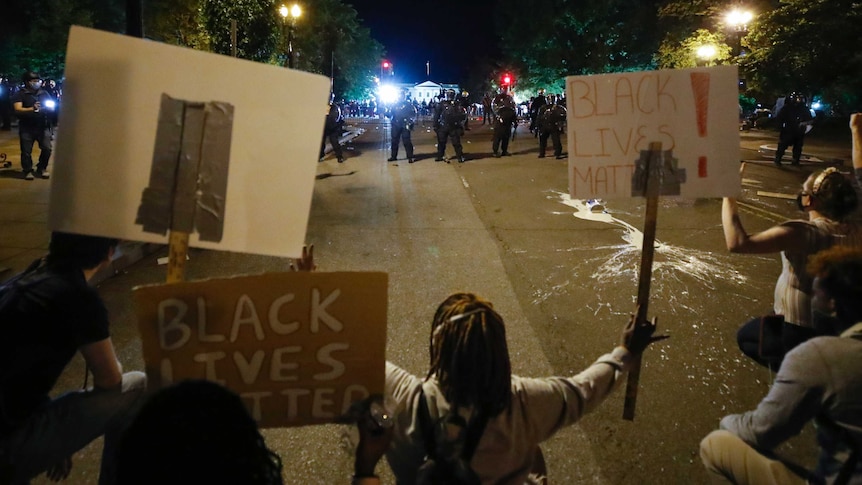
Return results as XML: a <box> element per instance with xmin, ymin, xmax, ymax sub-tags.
<box><xmin>0</xmin><ymin>127</ymin><xmax>51</xmax><ymax>278</ymax></box>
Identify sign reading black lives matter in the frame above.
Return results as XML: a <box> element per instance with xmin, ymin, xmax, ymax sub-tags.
<box><xmin>565</xmin><ymin>66</ymin><xmax>740</xmax><ymax>200</ymax></box>
<box><xmin>134</xmin><ymin>272</ymin><xmax>388</xmax><ymax>428</ymax></box>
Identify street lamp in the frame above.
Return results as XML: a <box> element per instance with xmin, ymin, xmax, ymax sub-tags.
<box><xmin>279</xmin><ymin>3</ymin><xmax>302</xmax><ymax>68</ymax></box>
<box><xmin>725</xmin><ymin>7</ymin><xmax>753</xmax><ymax>56</ymax></box>
<box><xmin>696</xmin><ymin>44</ymin><xmax>718</xmax><ymax>67</ymax></box>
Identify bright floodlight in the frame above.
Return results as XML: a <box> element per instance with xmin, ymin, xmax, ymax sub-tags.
<box><xmin>43</xmin><ymin>99</ymin><xmax>56</xmax><ymax>109</ymax></box>
<box><xmin>279</xmin><ymin>5</ymin><xmax>288</xmax><ymax>18</ymax></box>
<box><xmin>290</xmin><ymin>4</ymin><xmax>302</xmax><ymax>19</ymax></box>
<box><xmin>378</xmin><ymin>84</ymin><xmax>399</xmax><ymax>105</ymax></box>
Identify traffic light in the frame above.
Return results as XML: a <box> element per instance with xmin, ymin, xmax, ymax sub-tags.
<box><xmin>382</xmin><ymin>61</ymin><xmax>390</xmax><ymax>69</ymax></box>
<box><xmin>501</xmin><ymin>73</ymin><xmax>513</xmax><ymax>86</ymax></box>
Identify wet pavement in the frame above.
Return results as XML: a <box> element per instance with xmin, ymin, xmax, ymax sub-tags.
<box><xmin>1</xmin><ymin>117</ymin><xmax>855</xmax><ymax>484</ymax></box>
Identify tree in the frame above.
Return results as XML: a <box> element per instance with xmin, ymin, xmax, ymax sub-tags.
<box><xmin>741</xmin><ymin>0</ymin><xmax>862</xmax><ymax>111</ymax></box>
<box><xmin>144</xmin><ymin>0</ymin><xmax>208</xmax><ymax>49</ymax></box>
<box><xmin>200</xmin><ymin>0</ymin><xmax>279</xmax><ymax>62</ymax></box>
<box><xmin>494</xmin><ymin>0</ymin><xmax>664</xmax><ymax>93</ymax></box>
<box><xmin>292</xmin><ymin>0</ymin><xmax>384</xmax><ymax>100</ymax></box>
<box><xmin>655</xmin><ymin>29</ymin><xmax>731</xmax><ymax>69</ymax></box>
<box><xmin>0</xmin><ymin>0</ymin><xmax>94</xmax><ymax>80</ymax></box>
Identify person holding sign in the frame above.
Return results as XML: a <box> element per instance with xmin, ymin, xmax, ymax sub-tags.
<box><xmin>0</xmin><ymin>232</ymin><xmax>147</xmax><ymax>484</ymax></box>
<box><xmin>383</xmin><ymin>292</ymin><xmax>666</xmax><ymax>483</ymax></box>
<box><xmin>723</xmin><ymin>164</ymin><xmax>862</xmax><ymax>369</ymax></box>
<box><xmin>700</xmin><ymin>246</ymin><xmax>862</xmax><ymax>485</ymax></box>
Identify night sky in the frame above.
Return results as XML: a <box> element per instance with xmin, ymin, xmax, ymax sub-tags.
<box><xmin>345</xmin><ymin>0</ymin><xmax>499</xmax><ymax>84</ymax></box>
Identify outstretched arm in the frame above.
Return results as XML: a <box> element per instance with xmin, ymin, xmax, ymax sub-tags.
<box><xmin>722</xmin><ymin>198</ymin><xmax>801</xmax><ymax>254</ymax></box>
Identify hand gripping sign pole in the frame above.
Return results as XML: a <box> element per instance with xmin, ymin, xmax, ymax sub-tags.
<box><xmin>623</xmin><ymin>141</ymin><xmax>662</xmax><ymax>421</ymax></box>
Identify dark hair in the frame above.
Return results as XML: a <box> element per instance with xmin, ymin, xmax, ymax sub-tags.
<box><xmin>22</xmin><ymin>71</ymin><xmax>40</xmax><ymax>82</ymax></box>
<box><xmin>46</xmin><ymin>232</ymin><xmax>118</xmax><ymax>270</ymax></box>
<box><xmin>811</xmin><ymin>169</ymin><xmax>858</xmax><ymax>220</ymax></box>
<box><xmin>117</xmin><ymin>380</ymin><xmax>283</xmax><ymax>485</ymax></box>
<box><xmin>427</xmin><ymin>293</ymin><xmax>512</xmax><ymax>416</ymax></box>
<box><xmin>807</xmin><ymin>246</ymin><xmax>862</xmax><ymax>327</ymax></box>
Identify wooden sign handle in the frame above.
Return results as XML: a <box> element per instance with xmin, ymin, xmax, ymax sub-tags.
<box><xmin>166</xmin><ymin>230</ymin><xmax>190</xmax><ymax>283</ymax></box>
<box><xmin>623</xmin><ymin>142</ymin><xmax>661</xmax><ymax>421</ymax></box>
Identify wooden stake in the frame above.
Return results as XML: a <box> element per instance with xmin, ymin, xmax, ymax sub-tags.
<box><xmin>623</xmin><ymin>141</ymin><xmax>661</xmax><ymax>421</ymax></box>
<box><xmin>166</xmin><ymin>230</ymin><xmax>190</xmax><ymax>283</ymax></box>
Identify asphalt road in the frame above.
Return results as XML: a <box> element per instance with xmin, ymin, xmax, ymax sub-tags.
<box><xmin>30</xmin><ymin>118</ymin><xmax>855</xmax><ymax>484</ymax></box>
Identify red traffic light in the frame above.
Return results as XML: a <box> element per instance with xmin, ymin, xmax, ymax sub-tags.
<box><xmin>382</xmin><ymin>61</ymin><xmax>391</xmax><ymax>68</ymax></box>
<box><xmin>502</xmin><ymin>73</ymin><xmax>512</xmax><ymax>86</ymax></box>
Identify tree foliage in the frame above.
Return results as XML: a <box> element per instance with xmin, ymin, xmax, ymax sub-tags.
<box><xmin>291</xmin><ymin>0</ymin><xmax>384</xmax><ymax>100</ymax></box>
<box><xmin>655</xmin><ymin>29</ymin><xmax>731</xmax><ymax>69</ymax></box>
<box><xmin>200</xmin><ymin>0</ymin><xmax>279</xmax><ymax>62</ymax></box>
<box><xmin>494</xmin><ymin>0</ymin><xmax>664</xmax><ymax>93</ymax></box>
<box><xmin>0</xmin><ymin>0</ymin><xmax>95</xmax><ymax>80</ymax></box>
<box><xmin>740</xmin><ymin>0</ymin><xmax>862</xmax><ymax>110</ymax></box>
<box><xmin>144</xmin><ymin>0</ymin><xmax>208</xmax><ymax>49</ymax></box>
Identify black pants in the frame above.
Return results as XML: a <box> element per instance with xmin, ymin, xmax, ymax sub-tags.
<box><xmin>538</xmin><ymin>129</ymin><xmax>562</xmax><ymax>157</ymax></box>
<box><xmin>774</xmin><ymin>130</ymin><xmax>805</xmax><ymax>164</ymax></box>
<box><xmin>436</xmin><ymin>127</ymin><xmax>463</xmax><ymax>159</ymax></box>
<box><xmin>737</xmin><ymin>316</ymin><xmax>822</xmax><ymax>369</ymax></box>
<box><xmin>492</xmin><ymin>121</ymin><xmax>513</xmax><ymax>155</ymax></box>
<box><xmin>320</xmin><ymin>129</ymin><xmax>344</xmax><ymax>161</ymax></box>
<box><xmin>19</xmin><ymin>127</ymin><xmax>53</xmax><ymax>174</ymax></box>
<box><xmin>390</xmin><ymin>124</ymin><xmax>413</xmax><ymax>159</ymax></box>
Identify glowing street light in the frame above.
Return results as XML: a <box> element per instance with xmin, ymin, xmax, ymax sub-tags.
<box><xmin>726</xmin><ymin>8</ymin><xmax>753</xmax><ymax>30</ymax></box>
<box><xmin>725</xmin><ymin>7</ymin><xmax>753</xmax><ymax>57</ymax></box>
<box><xmin>279</xmin><ymin>3</ymin><xmax>302</xmax><ymax>68</ymax></box>
<box><xmin>696</xmin><ymin>44</ymin><xmax>718</xmax><ymax>66</ymax></box>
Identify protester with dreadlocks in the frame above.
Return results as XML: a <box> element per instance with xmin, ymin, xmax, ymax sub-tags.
<box><xmin>383</xmin><ymin>292</ymin><xmax>666</xmax><ymax>483</ymax></box>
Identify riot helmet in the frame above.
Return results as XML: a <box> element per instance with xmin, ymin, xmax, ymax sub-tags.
<box><xmin>537</xmin><ymin>88</ymin><xmax>546</xmax><ymax>95</ymax></box>
<box><xmin>789</xmin><ymin>92</ymin><xmax>806</xmax><ymax>105</ymax></box>
<box><xmin>446</xmin><ymin>89</ymin><xmax>456</xmax><ymax>101</ymax></box>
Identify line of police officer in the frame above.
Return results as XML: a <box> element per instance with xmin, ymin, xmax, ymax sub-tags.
<box><xmin>323</xmin><ymin>86</ymin><xmax>567</xmax><ymax>165</ymax></box>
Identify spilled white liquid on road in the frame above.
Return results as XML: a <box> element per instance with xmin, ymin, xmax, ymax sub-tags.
<box><xmin>554</xmin><ymin>191</ymin><xmax>747</xmax><ymax>289</ymax></box>
<box><xmin>545</xmin><ymin>191</ymin><xmax>761</xmax><ymax>396</ymax></box>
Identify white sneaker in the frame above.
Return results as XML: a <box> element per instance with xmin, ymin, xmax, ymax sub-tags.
<box><xmin>24</xmin><ymin>171</ymin><xmax>34</xmax><ymax>180</ymax></box>
<box><xmin>35</xmin><ymin>170</ymin><xmax>50</xmax><ymax>179</ymax></box>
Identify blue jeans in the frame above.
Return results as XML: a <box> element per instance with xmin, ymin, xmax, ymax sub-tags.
<box><xmin>0</xmin><ymin>372</ymin><xmax>147</xmax><ymax>485</ymax></box>
<box><xmin>19</xmin><ymin>128</ymin><xmax>53</xmax><ymax>174</ymax></box>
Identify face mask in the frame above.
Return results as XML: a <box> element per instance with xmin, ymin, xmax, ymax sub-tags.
<box><xmin>796</xmin><ymin>192</ymin><xmax>809</xmax><ymax>212</ymax></box>
<box><xmin>29</xmin><ymin>81</ymin><xmax>42</xmax><ymax>90</ymax></box>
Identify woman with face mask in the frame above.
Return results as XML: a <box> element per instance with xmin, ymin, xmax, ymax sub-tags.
<box><xmin>722</xmin><ymin>156</ymin><xmax>862</xmax><ymax>369</ymax></box>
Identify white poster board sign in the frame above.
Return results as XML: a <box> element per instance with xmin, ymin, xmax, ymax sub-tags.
<box><xmin>49</xmin><ymin>26</ymin><xmax>331</xmax><ymax>258</ymax></box>
<box><xmin>565</xmin><ymin>66</ymin><xmax>740</xmax><ymax>200</ymax></box>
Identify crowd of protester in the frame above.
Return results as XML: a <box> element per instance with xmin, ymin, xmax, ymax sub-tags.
<box><xmin>2</xmin><ymin>62</ymin><xmax>862</xmax><ymax>483</ymax></box>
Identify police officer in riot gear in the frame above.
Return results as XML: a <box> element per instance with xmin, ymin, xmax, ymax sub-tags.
<box><xmin>492</xmin><ymin>85</ymin><xmax>517</xmax><ymax>157</ymax></box>
<box><xmin>434</xmin><ymin>89</ymin><xmax>467</xmax><ymax>163</ymax></box>
<box><xmin>388</xmin><ymin>89</ymin><xmax>417</xmax><ymax>163</ymax></box>
<box><xmin>529</xmin><ymin>88</ymin><xmax>547</xmax><ymax>136</ymax></box>
<box><xmin>537</xmin><ymin>94</ymin><xmax>567</xmax><ymax>159</ymax></box>
<box><xmin>320</xmin><ymin>94</ymin><xmax>345</xmax><ymax>163</ymax></box>
<box><xmin>774</xmin><ymin>91</ymin><xmax>814</xmax><ymax>166</ymax></box>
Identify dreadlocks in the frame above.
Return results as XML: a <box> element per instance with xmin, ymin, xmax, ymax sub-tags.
<box><xmin>427</xmin><ymin>293</ymin><xmax>512</xmax><ymax>416</ymax></box>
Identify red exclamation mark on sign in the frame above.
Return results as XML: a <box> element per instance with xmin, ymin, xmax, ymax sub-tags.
<box><xmin>690</xmin><ymin>72</ymin><xmax>710</xmax><ymax>178</ymax></box>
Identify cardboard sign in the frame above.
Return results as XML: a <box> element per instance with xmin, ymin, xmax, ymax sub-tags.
<box><xmin>50</xmin><ymin>26</ymin><xmax>331</xmax><ymax>258</ymax></box>
<box><xmin>565</xmin><ymin>66</ymin><xmax>740</xmax><ymax>199</ymax></box>
<box><xmin>133</xmin><ymin>272</ymin><xmax>388</xmax><ymax>428</ymax></box>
